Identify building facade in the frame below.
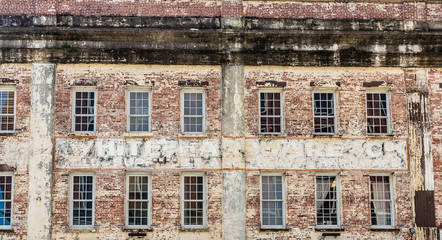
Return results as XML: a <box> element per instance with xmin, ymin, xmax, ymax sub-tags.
<box><xmin>0</xmin><ymin>0</ymin><xmax>441</xmax><ymax>239</ymax></box>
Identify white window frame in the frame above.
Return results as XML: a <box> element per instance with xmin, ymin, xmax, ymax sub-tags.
<box><xmin>258</xmin><ymin>89</ymin><xmax>284</xmax><ymax>134</ymax></box>
<box><xmin>369</xmin><ymin>173</ymin><xmax>394</xmax><ymax>229</ymax></box>
<box><xmin>69</xmin><ymin>173</ymin><xmax>95</xmax><ymax>229</ymax></box>
<box><xmin>126</xmin><ymin>88</ymin><xmax>152</xmax><ymax>133</ymax></box>
<box><xmin>72</xmin><ymin>88</ymin><xmax>97</xmax><ymax>133</ymax></box>
<box><xmin>0</xmin><ymin>172</ymin><xmax>13</xmax><ymax>230</ymax></box>
<box><xmin>125</xmin><ymin>172</ymin><xmax>151</xmax><ymax>229</ymax></box>
<box><xmin>312</xmin><ymin>90</ymin><xmax>337</xmax><ymax>135</ymax></box>
<box><xmin>365</xmin><ymin>91</ymin><xmax>391</xmax><ymax>135</ymax></box>
<box><xmin>315</xmin><ymin>173</ymin><xmax>340</xmax><ymax>229</ymax></box>
<box><xmin>180</xmin><ymin>89</ymin><xmax>206</xmax><ymax>134</ymax></box>
<box><xmin>181</xmin><ymin>172</ymin><xmax>206</xmax><ymax>229</ymax></box>
<box><xmin>0</xmin><ymin>87</ymin><xmax>16</xmax><ymax>133</ymax></box>
<box><xmin>260</xmin><ymin>173</ymin><xmax>286</xmax><ymax>229</ymax></box>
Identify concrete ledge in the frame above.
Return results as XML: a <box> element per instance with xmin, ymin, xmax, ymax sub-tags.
<box><xmin>314</xmin><ymin>227</ymin><xmax>345</xmax><ymax>232</ymax></box>
<box><xmin>179</xmin><ymin>227</ymin><xmax>210</xmax><ymax>232</ymax></box>
<box><xmin>260</xmin><ymin>228</ymin><xmax>290</xmax><ymax>232</ymax></box>
<box><xmin>123</xmin><ymin>132</ymin><xmax>154</xmax><ymax>138</ymax></box>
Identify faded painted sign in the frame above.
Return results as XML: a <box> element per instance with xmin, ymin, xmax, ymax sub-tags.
<box><xmin>246</xmin><ymin>139</ymin><xmax>407</xmax><ymax>170</ymax></box>
<box><xmin>55</xmin><ymin>138</ymin><xmax>221</xmax><ymax>169</ymax></box>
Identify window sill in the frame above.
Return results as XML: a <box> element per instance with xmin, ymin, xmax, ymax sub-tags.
<box><xmin>257</xmin><ymin>133</ymin><xmax>287</xmax><ymax>138</ymax></box>
<box><xmin>312</xmin><ymin>134</ymin><xmax>340</xmax><ymax>138</ymax></box>
<box><xmin>370</xmin><ymin>228</ymin><xmax>400</xmax><ymax>232</ymax></box>
<box><xmin>260</xmin><ymin>227</ymin><xmax>290</xmax><ymax>232</ymax></box>
<box><xmin>179</xmin><ymin>133</ymin><xmax>208</xmax><ymax>138</ymax></box>
<box><xmin>314</xmin><ymin>227</ymin><xmax>345</xmax><ymax>232</ymax></box>
<box><xmin>123</xmin><ymin>132</ymin><xmax>154</xmax><ymax>138</ymax></box>
<box><xmin>180</xmin><ymin>227</ymin><xmax>209</xmax><ymax>232</ymax></box>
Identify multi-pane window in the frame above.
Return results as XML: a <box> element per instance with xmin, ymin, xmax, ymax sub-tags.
<box><xmin>366</xmin><ymin>92</ymin><xmax>389</xmax><ymax>135</ymax></box>
<box><xmin>181</xmin><ymin>90</ymin><xmax>205</xmax><ymax>134</ymax></box>
<box><xmin>370</xmin><ymin>175</ymin><xmax>393</xmax><ymax>228</ymax></box>
<box><xmin>127</xmin><ymin>90</ymin><xmax>151</xmax><ymax>132</ymax></box>
<box><xmin>182</xmin><ymin>174</ymin><xmax>206</xmax><ymax>228</ymax></box>
<box><xmin>313</xmin><ymin>91</ymin><xmax>336</xmax><ymax>135</ymax></box>
<box><xmin>126</xmin><ymin>174</ymin><xmax>150</xmax><ymax>229</ymax></box>
<box><xmin>0</xmin><ymin>174</ymin><xmax>13</xmax><ymax>229</ymax></box>
<box><xmin>70</xmin><ymin>175</ymin><xmax>94</xmax><ymax>229</ymax></box>
<box><xmin>72</xmin><ymin>89</ymin><xmax>96</xmax><ymax>133</ymax></box>
<box><xmin>0</xmin><ymin>88</ymin><xmax>16</xmax><ymax>133</ymax></box>
<box><xmin>316</xmin><ymin>175</ymin><xmax>339</xmax><ymax>227</ymax></box>
<box><xmin>259</xmin><ymin>91</ymin><xmax>282</xmax><ymax>134</ymax></box>
<box><xmin>261</xmin><ymin>175</ymin><xmax>284</xmax><ymax>228</ymax></box>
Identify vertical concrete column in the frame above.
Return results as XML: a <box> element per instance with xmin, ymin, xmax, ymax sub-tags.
<box><xmin>221</xmin><ymin>65</ymin><xmax>246</xmax><ymax>240</ymax></box>
<box><xmin>27</xmin><ymin>63</ymin><xmax>56</xmax><ymax>240</ymax></box>
<box><xmin>221</xmin><ymin>0</ymin><xmax>243</xmax><ymax>28</ymax></box>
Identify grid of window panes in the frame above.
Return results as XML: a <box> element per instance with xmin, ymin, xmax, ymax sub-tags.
<box><xmin>0</xmin><ymin>176</ymin><xmax>12</xmax><ymax>227</ymax></box>
<box><xmin>313</xmin><ymin>92</ymin><xmax>335</xmax><ymax>134</ymax></box>
<box><xmin>366</xmin><ymin>93</ymin><xmax>389</xmax><ymax>134</ymax></box>
<box><xmin>129</xmin><ymin>92</ymin><xmax>150</xmax><ymax>132</ymax></box>
<box><xmin>74</xmin><ymin>91</ymin><xmax>96</xmax><ymax>132</ymax></box>
<box><xmin>261</xmin><ymin>175</ymin><xmax>284</xmax><ymax>227</ymax></box>
<box><xmin>369</xmin><ymin>176</ymin><xmax>392</xmax><ymax>226</ymax></box>
<box><xmin>72</xmin><ymin>176</ymin><xmax>94</xmax><ymax>227</ymax></box>
<box><xmin>183</xmin><ymin>176</ymin><xmax>204</xmax><ymax>227</ymax></box>
<box><xmin>316</xmin><ymin>175</ymin><xmax>338</xmax><ymax>226</ymax></box>
<box><xmin>127</xmin><ymin>175</ymin><xmax>149</xmax><ymax>227</ymax></box>
<box><xmin>0</xmin><ymin>90</ymin><xmax>15</xmax><ymax>132</ymax></box>
<box><xmin>183</xmin><ymin>92</ymin><xmax>204</xmax><ymax>133</ymax></box>
<box><xmin>260</xmin><ymin>92</ymin><xmax>282</xmax><ymax>133</ymax></box>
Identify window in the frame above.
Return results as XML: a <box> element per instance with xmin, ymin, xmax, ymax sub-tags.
<box><xmin>181</xmin><ymin>173</ymin><xmax>206</xmax><ymax>228</ymax></box>
<box><xmin>70</xmin><ymin>174</ymin><xmax>94</xmax><ymax>229</ymax></box>
<box><xmin>0</xmin><ymin>88</ymin><xmax>16</xmax><ymax>133</ymax></box>
<box><xmin>370</xmin><ymin>175</ymin><xmax>393</xmax><ymax>228</ymax></box>
<box><xmin>315</xmin><ymin>175</ymin><xmax>339</xmax><ymax>228</ymax></box>
<box><xmin>0</xmin><ymin>173</ymin><xmax>13</xmax><ymax>229</ymax></box>
<box><xmin>261</xmin><ymin>174</ymin><xmax>285</xmax><ymax>228</ymax></box>
<box><xmin>313</xmin><ymin>91</ymin><xmax>336</xmax><ymax>135</ymax></box>
<box><xmin>181</xmin><ymin>90</ymin><xmax>205</xmax><ymax>134</ymax></box>
<box><xmin>72</xmin><ymin>89</ymin><xmax>96</xmax><ymax>133</ymax></box>
<box><xmin>366</xmin><ymin>92</ymin><xmax>390</xmax><ymax>135</ymax></box>
<box><xmin>259</xmin><ymin>90</ymin><xmax>283</xmax><ymax>134</ymax></box>
<box><xmin>127</xmin><ymin>89</ymin><xmax>151</xmax><ymax>132</ymax></box>
<box><xmin>126</xmin><ymin>174</ymin><xmax>150</xmax><ymax>229</ymax></box>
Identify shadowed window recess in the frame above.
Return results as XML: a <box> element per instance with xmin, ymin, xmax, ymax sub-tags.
<box><xmin>0</xmin><ymin>89</ymin><xmax>15</xmax><ymax>133</ymax></box>
<box><xmin>366</xmin><ymin>92</ymin><xmax>390</xmax><ymax>135</ymax></box>
<box><xmin>181</xmin><ymin>90</ymin><xmax>205</xmax><ymax>134</ymax></box>
<box><xmin>260</xmin><ymin>91</ymin><xmax>283</xmax><ymax>134</ymax></box>
<box><xmin>261</xmin><ymin>175</ymin><xmax>285</xmax><ymax>229</ymax></box>
<box><xmin>73</xmin><ymin>89</ymin><xmax>96</xmax><ymax>133</ymax></box>
<box><xmin>370</xmin><ymin>175</ymin><xmax>393</xmax><ymax>228</ymax></box>
<box><xmin>127</xmin><ymin>90</ymin><xmax>151</xmax><ymax>132</ymax></box>
<box><xmin>0</xmin><ymin>174</ymin><xmax>13</xmax><ymax>229</ymax></box>
<box><xmin>126</xmin><ymin>174</ymin><xmax>150</xmax><ymax>229</ymax></box>
<box><xmin>70</xmin><ymin>175</ymin><xmax>94</xmax><ymax>229</ymax></box>
<box><xmin>313</xmin><ymin>91</ymin><xmax>336</xmax><ymax>135</ymax></box>
<box><xmin>182</xmin><ymin>174</ymin><xmax>206</xmax><ymax>228</ymax></box>
<box><xmin>316</xmin><ymin>175</ymin><xmax>339</xmax><ymax>227</ymax></box>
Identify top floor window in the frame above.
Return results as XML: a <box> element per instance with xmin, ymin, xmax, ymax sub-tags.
<box><xmin>0</xmin><ymin>88</ymin><xmax>16</xmax><ymax>133</ymax></box>
<box><xmin>127</xmin><ymin>89</ymin><xmax>151</xmax><ymax>132</ymax></box>
<box><xmin>366</xmin><ymin>92</ymin><xmax>389</xmax><ymax>135</ymax></box>
<box><xmin>72</xmin><ymin>89</ymin><xmax>96</xmax><ymax>133</ymax></box>
<box><xmin>313</xmin><ymin>91</ymin><xmax>336</xmax><ymax>135</ymax></box>
<box><xmin>181</xmin><ymin>89</ymin><xmax>205</xmax><ymax>134</ymax></box>
<box><xmin>259</xmin><ymin>90</ymin><xmax>283</xmax><ymax>134</ymax></box>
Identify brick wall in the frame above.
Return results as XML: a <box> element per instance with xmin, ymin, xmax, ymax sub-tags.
<box><xmin>1</xmin><ymin>0</ymin><xmax>441</xmax><ymax>21</ymax></box>
<box><xmin>0</xmin><ymin>64</ymin><xmax>32</xmax><ymax>239</ymax></box>
<box><xmin>244</xmin><ymin>67</ymin><xmax>408</xmax><ymax>138</ymax></box>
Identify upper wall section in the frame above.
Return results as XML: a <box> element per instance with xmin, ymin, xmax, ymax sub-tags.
<box><xmin>0</xmin><ymin>1</ymin><xmax>441</xmax><ymax>22</ymax></box>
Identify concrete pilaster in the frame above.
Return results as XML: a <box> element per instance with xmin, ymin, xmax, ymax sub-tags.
<box><xmin>27</xmin><ymin>63</ymin><xmax>55</xmax><ymax>240</ymax></box>
<box><xmin>221</xmin><ymin>65</ymin><xmax>246</xmax><ymax>240</ymax></box>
